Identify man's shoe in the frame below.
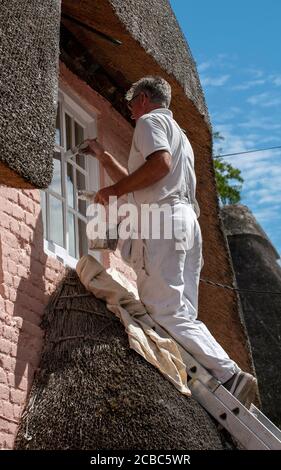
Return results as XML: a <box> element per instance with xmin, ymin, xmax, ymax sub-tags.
<box><xmin>223</xmin><ymin>371</ymin><xmax>257</xmax><ymax>408</ymax></box>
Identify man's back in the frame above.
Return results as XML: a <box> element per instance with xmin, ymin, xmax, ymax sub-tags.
<box><xmin>128</xmin><ymin>108</ymin><xmax>198</xmax><ymax>212</ymax></box>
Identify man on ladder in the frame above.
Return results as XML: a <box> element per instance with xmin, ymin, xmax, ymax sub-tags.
<box><xmin>81</xmin><ymin>76</ymin><xmax>257</xmax><ymax>408</ymax></box>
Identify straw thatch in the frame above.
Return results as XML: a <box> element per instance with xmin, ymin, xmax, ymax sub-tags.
<box><xmin>221</xmin><ymin>204</ymin><xmax>281</xmax><ymax>428</ymax></box>
<box><xmin>0</xmin><ymin>0</ymin><xmax>61</xmax><ymax>188</ymax></box>
<box><xmin>15</xmin><ymin>269</ymin><xmax>227</xmax><ymax>450</ymax></box>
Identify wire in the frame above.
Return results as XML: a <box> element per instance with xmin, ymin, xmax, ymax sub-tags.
<box><xmin>214</xmin><ymin>145</ymin><xmax>281</xmax><ymax>159</ymax></box>
<box><xmin>200</xmin><ymin>278</ymin><xmax>281</xmax><ymax>295</ymax></box>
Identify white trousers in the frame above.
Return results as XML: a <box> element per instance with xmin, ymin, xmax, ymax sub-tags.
<box><xmin>122</xmin><ymin>202</ymin><xmax>239</xmax><ymax>382</ymax></box>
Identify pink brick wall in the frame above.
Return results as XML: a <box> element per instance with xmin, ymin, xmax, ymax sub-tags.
<box><xmin>0</xmin><ymin>187</ymin><xmax>65</xmax><ymax>449</ymax></box>
<box><xmin>0</xmin><ymin>64</ymin><xmax>137</xmax><ymax>449</ymax></box>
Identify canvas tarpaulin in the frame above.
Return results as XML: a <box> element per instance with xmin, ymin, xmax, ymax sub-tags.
<box><xmin>76</xmin><ymin>255</ymin><xmax>191</xmax><ymax>396</ymax></box>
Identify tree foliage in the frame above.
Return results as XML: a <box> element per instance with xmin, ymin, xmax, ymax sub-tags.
<box><xmin>213</xmin><ymin>132</ymin><xmax>244</xmax><ymax>205</ymax></box>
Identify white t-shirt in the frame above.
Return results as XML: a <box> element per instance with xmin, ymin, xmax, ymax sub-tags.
<box><xmin>128</xmin><ymin>108</ymin><xmax>199</xmax><ymax>216</ymax></box>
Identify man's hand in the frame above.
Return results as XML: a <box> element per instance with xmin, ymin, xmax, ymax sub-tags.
<box><xmin>94</xmin><ymin>185</ymin><xmax>120</xmax><ymax>205</ymax></box>
<box><xmin>81</xmin><ymin>138</ymin><xmax>105</xmax><ymax>159</ymax></box>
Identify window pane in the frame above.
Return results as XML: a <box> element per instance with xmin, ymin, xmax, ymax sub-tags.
<box><xmin>77</xmin><ymin>171</ymin><xmax>86</xmax><ymax>215</ymax></box>
<box><xmin>68</xmin><ymin>212</ymin><xmax>76</xmax><ymax>258</ymax></box>
<box><xmin>75</xmin><ymin>122</ymin><xmax>85</xmax><ymax>168</ymax></box>
<box><xmin>78</xmin><ymin>218</ymin><xmax>88</xmax><ymax>256</ymax></box>
<box><xmin>55</xmin><ymin>106</ymin><xmax>61</xmax><ymax>146</ymax></box>
<box><xmin>40</xmin><ymin>191</ymin><xmax>47</xmax><ymax>238</ymax></box>
<box><xmin>75</xmin><ymin>121</ymin><xmax>84</xmax><ymax>146</ymax></box>
<box><xmin>65</xmin><ymin>113</ymin><xmax>72</xmax><ymax>150</ymax></box>
<box><xmin>67</xmin><ymin>163</ymin><xmax>75</xmax><ymax>208</ymax></box>
<box><xmin>49</xmin><ymin>195</ymin><xmax>64</xmax><ymax>247</ymax></box>
<box><xmin>50</xmin><ymin>152</ymin><xmax>62</xmax><ymax>195</ymax></box>
<box><xmin>76</xmin><ymin>153</ymin><xmax>85</xmax><ymax>169</ymax></box>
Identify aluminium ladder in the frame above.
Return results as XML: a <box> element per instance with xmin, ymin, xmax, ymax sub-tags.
<box><xmin>158</xmin><ymin>326</ymin><xmax>281</xmax><ymax>450</ymax></box>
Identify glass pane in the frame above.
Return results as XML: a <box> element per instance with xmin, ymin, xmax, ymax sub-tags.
<box><xmin>40</xmin><ymin>191</ymin><xmax>47</xmax><ymax>238</ymax></box>
<box><xmin>75</xmin><ymin>121</ymin><xmax>84</xmax><ymax>146</ymax></box>
<box><xmin>55</xmin><ymin>106</ymin><xmax>61</xmax><ymax>146</ymax></box>
<box><xmin>78</xmin><ymin>218</ymin><xmax>88</xmax><ymax>256</ymax></box>
<box><xmin>50</xmin><ymin>152</ymin><xmax>62</xmax><ymax>195</ymax></box>
<box><xmin>65</xmin><ymin>113</ymin><xmax>72</xmax><ymax>150</ymax></box>
<box><xmin>49</xmin><ymin>195</ymin><xmax>64</xmax><ymax>247</ymax></box>
<box><xmin>77</xmin><ymin>171</ymin><xmax>86</xmax><ymax>215</ymax></box>
<box><xmin>67</xmin><ymin>163</ymin><xmax>75</xmax><ymax>208</ymax></box>
<box><xmin>76</xmin><ymin>153</ymin><xmax>85</xmax><ymax>169</ymax></box>
<box><xmin>75</xmin><ymin>122</ymin><xmax>85</xmax><ymax>168</ymax></box>
<box><xmin>68</xmin><ymin>212</ymin><xmax>76</xmax><ymax>258</ymax></box>
<box><xmin>78</xmin><ymin>199</ymin><xmax>86</xmax><ymax>217</ymax></box>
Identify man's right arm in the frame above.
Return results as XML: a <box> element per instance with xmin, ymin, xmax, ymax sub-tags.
<box><xmin>82</xmin><ymin>138</ymin><xmax>128</xmax><ymax>183</ymax></box>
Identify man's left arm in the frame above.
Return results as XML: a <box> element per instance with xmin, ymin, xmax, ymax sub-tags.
<box><xmin>95</xmin><ymin>150</ymin><xmax>171</xmax><ymax>205</ymax></box>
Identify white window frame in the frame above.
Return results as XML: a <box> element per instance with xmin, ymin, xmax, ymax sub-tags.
<box><xmin>42</xmin><ymin>88</ymin><xmax>100</xmax><ymax>268</ymax></box>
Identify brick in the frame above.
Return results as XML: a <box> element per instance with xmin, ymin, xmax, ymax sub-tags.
<box><xmin>3</xmin><ymin>326</ymin><xmax>18</xmax><ymax>343</ymax></box>
<box><xmin>2</xmin><ymin>401</ymin><xmax>14</xmax><ymax>419</ymax></box>
<box><xmin>29</xmin><ymin>298</ymin><xmax>44</xmax><ymax>317</ymax></box>
<box><xmin>12</xmin><ymin>204</ymin><xmax>25</xmax><ymax>221</ymax></box>
<box><xmin>8</xmin><ymin>288</ymin><xmax>17</xmax><ymax>303</ymax></box>
<box><xmin>1</xmin><ymin>231</ymin><xmax>18</xmax><ymax>250</ymax></box>
<box><xmin>31</xmin><ymin>190</ymin><xmax>41</xmax><ymax>203</ymax></box>
<box><xmin>0</xmin><ymin>370</ymin><xmax>7</xmax><ymax>385</ymax></box>
<box><xmin>45</xmin><ymin>267</ymin><xmax>59</xmax><ymax>283</ymax></box>
<box><xmin>13</xmin><ymin>404</ymin><xmax>22</xmax><ymax>420</ymax></box>
<box><xmin>21</xmin><ymin>255</ymin><xmax>31</xmax><ymax>269</ymax></box>
<box><xmin>5</xmin><ymin>300</ymin><xmax>14</xmax><ymax>316</ymax></box>
<box><xmin>0</xmin><ymin>354</ymin><xmax>16</xmax><ymax>372</ymax></box>
<box><xmin>19</xmin><ymin>224</ymin><xmax>33</xmax><ymax>243</ymax></box>
<box><xmin>0</xmin><ymin>196</ymin><xmax>13</xmax><ymax>215</ymax></box>
<box><xmin>0</xmin><ymin>212</ymin><xmax>10</xmax><ymax>229</ymax></box>
<box><xmin>12</xmin><ymin>276</ymin><xmax>21</xmax><ymax>289</ymax></box>
<box><xmin>2</xmin><ymin>434</ymin><xmax>16</xmax><ymax>449</ymax></box>
<box><xmin>30</xmin><ymin>259</ymin><xmax>44</xmax><ymax>278</ymax></box>
<box><xmin>25</xmin><ymin>211</ymin><xmax>37</xmax><ymax>229</ymax></box>
<box><xmin>10</xmin><ymin>344</ymin><xmax>17</xmax><ymax>358</ymax></box>
<box><xmin>18</xmin><ymin>193</ymin><xmax>33</xmax><ymax>213</ymax></box>
<box><xmin>7</xmin><ymin>373</ymin><xmax>27</xmax><ymax>391</ymax></box>
<box><xmin>9</xmin><ymin>249</ymin><xmax>21</xmax><ymax>264</ymax></box>
<box><xmin>7</xmin><ymin>259</ymin><xmax>17</xmax><ymax>277</ymax></box>
<box><xmin>4</xmin><ymin>188</ymin><xmax>19</xmax><ymax>204</ymax></box>
<box><xmin>0</xmin><ymin>385</ymin><xmax>9</xmax><ymax>400</ymax></box>
<box><xmin>17</xmin><ymin>308</ymin><xmax>41</xmax><ymax>327</ymax></box>
<box><xmin>3</xmin><ymin>272</ymin><xmax>13</xmax><ymax>286</ymax></box>
<box><xmin>0</xmin><ymin>339</ymin><xmax>11</xmax><ymax>355</ymax></box>
<box><xmin>17</xmin><ymin>264</ymin><xmax>29</xmax><ymax>278</ymax></box>
<box><xmin>21</xmin><ymin>320</ymin><xmax>43</xmax><ymax>338</ymax></box>
<box><xmin>9</xmin><ymin>218</ymin><xmax>19</xmax><ymax>235</ymax></box>
<box><xmin>10</xmin><ymin>389</ymin><xmax>25</xmax><ymax>406</ymax></box>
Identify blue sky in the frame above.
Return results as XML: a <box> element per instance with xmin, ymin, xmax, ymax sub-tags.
<box><xmin>170</xmin><ymin>0</ymin><xmax>281</xmax><ymax>256</ymax></box>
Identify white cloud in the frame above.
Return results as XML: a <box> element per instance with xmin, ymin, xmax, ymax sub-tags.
<box><xmin>197</xmin><ymin>61</ymin><xmax>212</xmax><ymax>72</ymax></box>
<box><xmin>212</xmin><ymin>107</ymin><xmax>241</xmax><ymax>122</ymax></box>
<box><xmin>245</xmin><ymin>68</ymin><xmax>264</xmax><ymax>79</ymax></box>
<box><xmin>271</xmin><ymin>75</ymin><xmax>281</xmax><ymax>86</ymax></box>
<box><xmin>247</xmin><ymin>92</ymin><xmax>281</xmax><ymax>107</ymax></box>
<box><xmin>201</xmin><ymin>74</ymin><xmax>230</xmax><ymax>87</ymax></box>
<box><xmin>239</xmin><ymin>117</ymin><xmax>281</xmax><ymax>131</ymax></box>
<box><xmin>231</xmin><ymin>79</ymin><xmax>266</xmax><ymax>91</ymax></box>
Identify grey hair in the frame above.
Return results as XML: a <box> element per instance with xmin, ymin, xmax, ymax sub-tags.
<box><xmin>125</xmin><ymin>76</ymin><xmax>171</xmax><ymax>108</ymax></box>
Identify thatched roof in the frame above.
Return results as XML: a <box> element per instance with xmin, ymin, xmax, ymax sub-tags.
<box><xmin>15</xmin><ymin>270</ymin><xmax>228</xmax><ymax>450</ymax></box>
<box><xmin>222</xmin><ymin>204</ymin><xmax>279</xmax><ymax>260</ymax></box>
<box><xmin>221</xmin><ymin>205</ymin><xmax>281</xmax><ymax>428</ymax></box>
<box><xmin>1</xmin><ymin>0</ymin><xmax>210</xmax><ymax>188</ymax></box>
<box><xmin>0</xmin><ymin>0</ymin><xmax>60</xmax><ymax>188</ymax></box>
